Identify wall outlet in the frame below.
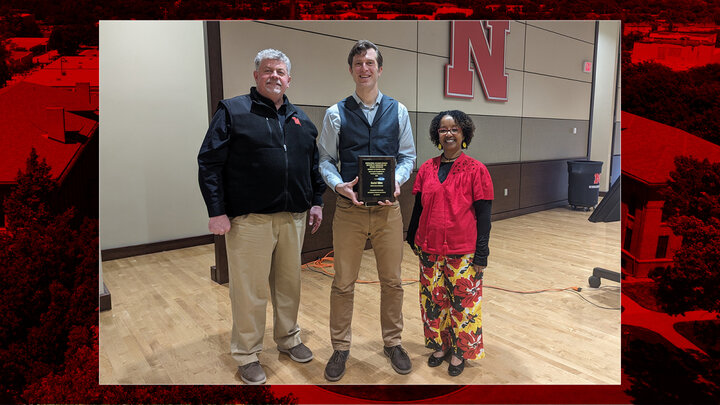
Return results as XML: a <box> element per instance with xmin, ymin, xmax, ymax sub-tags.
<box><xmin>504</xmin><ymin>188</ymin><xmax>508</xmax><ymax>196</ymax></box>
<box><xmin>573</xmin><ymin>127</ymin><xmax>577</xmax><ymax>134</ymax></box>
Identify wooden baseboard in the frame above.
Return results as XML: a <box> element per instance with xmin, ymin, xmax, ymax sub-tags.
<box><xmin>101</xmin><ymin>235</ymin><xmax>214</xmax><ymax>261</ymax></box>
<box><xmin>302</xmin><ymin>247</ymin><xmax>335</xmax><ymax>264</ymax></box>
<box><xmin>100</xmin><ymin>282</ymin><xmax>111</xmax><ymax>312</ymax></box>
<box><xmin>491</xmin><ymin>200</ymin><xmax>569</xmax><ymax>222</ymax></box>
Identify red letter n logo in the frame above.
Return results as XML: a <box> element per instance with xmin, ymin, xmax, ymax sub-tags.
<box><xmin>445</xmin><ymin>21</ymin><xmax>509</xmax><ymax>101</ymax></box>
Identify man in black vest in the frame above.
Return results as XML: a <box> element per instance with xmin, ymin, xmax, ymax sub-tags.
<box><xmin>317</xmin><ymin>40</ymin><xmax>417</xmax><ymax>382</ymax></box>
<box><xmin>198</xmin><ymin>49</ymin><xmax>325</xmax><ymax>385</ymax></box>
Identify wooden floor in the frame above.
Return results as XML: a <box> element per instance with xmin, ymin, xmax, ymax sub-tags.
<box><xmin>100</xmin><ymin>206</ymin><xmax>621</xmax><ymax>385</ymax></box>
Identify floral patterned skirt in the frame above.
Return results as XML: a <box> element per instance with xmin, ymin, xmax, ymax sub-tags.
<box><xmin>418</xmin><ymin>250</ymin><xmax>484</xmax><ymax>360</ymax></box>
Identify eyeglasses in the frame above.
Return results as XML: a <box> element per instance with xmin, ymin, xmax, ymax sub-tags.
<box><xmin>438</xmin><ymin>127</ymin><xmax>461</xmax><ymax>135</ymax></box>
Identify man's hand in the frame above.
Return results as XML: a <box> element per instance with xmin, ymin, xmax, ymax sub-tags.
<box><xmin>473</xmin><ymin>265</ymin><xmax>487</xmax><ymax>273</ymax></box>
<box><xmin>308</xmin><ymin>205</ymin><xmax>323</xmax><ymax>234</ymax></box>
<box><xmin>335</xmin><ymin>177</ymin><xmax>364</xmax><ymax>206</ymax></box>
<box><xmin>209</xmin><ymin>214</ymin><xmax>231</xmax><ymax>235</ymax></box>
<box><xmin>377</xmin><ymin>181</ymin><xmax>401</xmax><ymax>206</ymax></box>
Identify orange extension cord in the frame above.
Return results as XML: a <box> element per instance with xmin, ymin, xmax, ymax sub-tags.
<box><xmin>301</xmin><ymin>250</ymin><xmax>583</xmax><ymax>293</ymax></box>
<box><xmin>301</xmin><ymin>250</ymin><xmax>621</xmax><ymax>310</ymax></box>
<box><xmin>301</xmin><ymin>250</ymin><xmax>418</xmax><ymax>285</ymax></box>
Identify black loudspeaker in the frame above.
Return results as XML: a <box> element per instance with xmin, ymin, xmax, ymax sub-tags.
<box><xmin>589</xmin><ymin>176</ymin><xmax>620</xmax><ymax>222</ymax></box>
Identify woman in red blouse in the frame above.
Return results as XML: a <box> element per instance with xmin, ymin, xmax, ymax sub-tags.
<box><xmin>406</xmin><ymin>110</ymin><xmax>494</xmax><ymax>376</ymax></box>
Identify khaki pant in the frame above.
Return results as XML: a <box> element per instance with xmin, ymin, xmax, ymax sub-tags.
<box><xmin>225</xmin><ymin>211</ymin><xmax>306</xmax><ymax>366</ymax></box>
<box><xmin>330</xmin><ymin>198</ymin><xmax>405</xmax><ymax>350</ymax></box>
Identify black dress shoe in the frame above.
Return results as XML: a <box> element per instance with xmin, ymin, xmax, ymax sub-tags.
<box><xmin>427</xmin><ymin>351</ymin><xmax>447</xmax><ymax>368</ymax></box>
<box><xmin>324</xmin><ymin>350</ymin><xmax>349</xmax><ymax>382</ymax></box>
<box><xmin>448</xmin><ymin>357</ymin><xmax>465</xmax><ymax>376</ymax></box>
<box><xmin>383</xmin><ymin>345</ymin><xmax>412</xmax><ymax>374</ymax></box>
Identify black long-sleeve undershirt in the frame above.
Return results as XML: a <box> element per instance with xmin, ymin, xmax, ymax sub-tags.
<box><xmin>406</xmin><ymin>161</ymin><xmax>492</xmax><ymax>266</ymax></box>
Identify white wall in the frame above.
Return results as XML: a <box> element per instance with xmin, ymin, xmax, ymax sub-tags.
<box><xmin>590</xmin><ymin>21</ymin><xmax>621</xmax><ymax>191</ymax></box>
<box><xmin>99</xmin><ymin>21</ymin><xmax>210</xmax><ymax>250</ymax></box>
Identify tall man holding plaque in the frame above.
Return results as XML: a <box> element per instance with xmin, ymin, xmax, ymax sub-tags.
<box><xmin>317</xmin><ymin>40</ymin><xmax>416</xmax><ymax>381</ymax></box>
<box><xmin>198</xmin><ymin>49</ymin><xmax>325</xmax><ymax>385</ymax></box>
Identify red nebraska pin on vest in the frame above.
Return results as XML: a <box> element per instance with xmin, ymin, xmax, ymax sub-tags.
<box><xmin>292</xmin><ymin>116</ymin><xmax>301</xmax><ymax>125</ymax></box>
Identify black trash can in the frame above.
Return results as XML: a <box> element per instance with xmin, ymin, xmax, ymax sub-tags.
<box><xmin>567</xmin><ymin>160</ymin><xmax>603</xmax><ymax>210</ymax></box>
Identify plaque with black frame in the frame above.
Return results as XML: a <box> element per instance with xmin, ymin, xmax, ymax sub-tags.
<box><xmin>357</xmin><ymin>155</ymin><xmax>396</xmax><ymax>204</ymax></box>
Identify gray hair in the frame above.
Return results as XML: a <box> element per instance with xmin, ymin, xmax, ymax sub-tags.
<box><xmin>254</xmin><ymin>49</ymin><xmax>291</xmax><ymax>74</ymax></box>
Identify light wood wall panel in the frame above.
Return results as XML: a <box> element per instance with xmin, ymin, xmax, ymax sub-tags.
<box><xmin>524</xmin><ymin>24</ymin><xmax>595</xmax><ymax>83</ymax></box>
<box><xmin>520</xmin><ymin>118</ymin><xmax>589</xmax><ymax>162</ymax></box>
<box><xmin>415</xmin><ymin>113</ymin><xmax>522</xmax><ymax>166</ymax></box>
<box><xmin>416</xmin><ymin>53</ymin><xmax>525</xmax><ymax>116</ymax></box>
<box><xmin>526</xmin><ymin>20</ymin><xmax>597</xmax><ymax>43</ymax></box>
<box><xmin>469</xmin><ymin>115</ymin><xmax>523</xmax><ymax>164</ymax></box>
<box><xmin>417</xmin><ymin>20</ymin><xmax>526</xmax><ymax>72</ymax></box>
<box><xmin>414</xmin><ymin>20</ymin><xmax>527</xmax><ymax>125</ymax></box>
<box><xmin>522</xmin><ymin>73</ymin><xmax>592</xmax><ymax>120</ymax></box>
<box><xmin>281</xmin><ymin>20</ymin><xmax>419</xmax><ymax>51</ymax></box>
<box><xmin>414</xmin><ymin>112</ymin><xmax>438</xmax><ymax>166</ymax></box>
<box><xmin>219</xmin><ymin>21</ymin><xmax>418</xmax><ymax>110</ymax></box>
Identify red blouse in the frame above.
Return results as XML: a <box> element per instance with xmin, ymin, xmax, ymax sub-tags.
<box><xmin>412</xmin><ymin>153</ymin><xmax>494</xmax><ymax>255</ymax></box>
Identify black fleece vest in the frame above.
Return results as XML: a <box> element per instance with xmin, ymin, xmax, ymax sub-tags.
<box><xmin>337</xmin><ymin>95</ymin><xmax>400</xmax><ymax>182</ymax></box>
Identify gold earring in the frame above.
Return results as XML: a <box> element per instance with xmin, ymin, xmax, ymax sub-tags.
<box><xmin>438</xmin><ymin>144</ymin><xmax>443</xmax><ymax>150</ymax></box>
<box><xmin>462</xmin><ymin>141</ymin><xmax>467</xmax><ymax>149</ymax></box>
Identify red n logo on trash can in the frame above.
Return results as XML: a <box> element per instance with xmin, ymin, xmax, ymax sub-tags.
<box><xmin>594</xmin><ymin>173</ymin><xmax>601</xmax><ymax>184</ymax></box>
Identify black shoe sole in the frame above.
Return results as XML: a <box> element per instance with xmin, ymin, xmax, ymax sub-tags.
<box><xmin>324</xmin><ymin>369</ymin><xmax>345</xmax><ymax>382</ymax></box>
<box><xmin>391</xmin><ymin>363</ymin><xmax>412</xmax><ymax>375</ymax></box>
<box><xmin>241</xmin><ymin>375</ymin><xmax>267</xmax><ymax>384</ymax></box>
